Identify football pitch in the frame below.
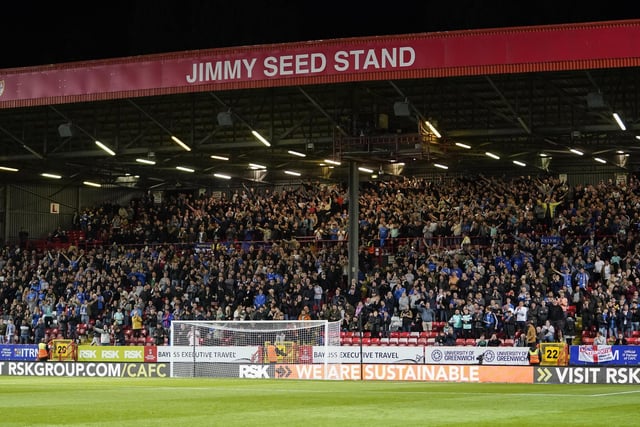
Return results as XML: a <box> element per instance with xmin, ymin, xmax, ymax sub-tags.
<box><xmin>1</xmin><ymin>377</ymin><xmax>639</xmax><ymax>427</ymax></box>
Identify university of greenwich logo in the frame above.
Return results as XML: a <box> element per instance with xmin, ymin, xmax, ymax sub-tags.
<box><xmin>481</xmin><ymin>350</ymin><xmax>496</xmax><ymax>363</ymax></box>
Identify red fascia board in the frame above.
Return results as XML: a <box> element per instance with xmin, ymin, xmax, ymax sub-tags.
<box><xmin>1</xmin><ymin>19</ymin><xmax>640</xmax><ymax>109</ymax></box>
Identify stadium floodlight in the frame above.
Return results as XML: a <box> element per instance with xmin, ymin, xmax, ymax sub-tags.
<box><xmin>251</xmin><ymin>130</ymin><xmax>271</xmax><ymax>147</ymax></box>
<box><xmin>136</xmin><ymin>158</ymin><xmax>156</xmax><ymax>165</ymax></box>
<box><xmin>169</xmin><ymin>320</ymin><xmax>341</xmax><ymax>379</ymax></box>
<box><xmin>41</xmin><ymin>173</ymin><xmax>62</xmax><ymax>179</ymax></box>
<box><xmin>95</xmin><ymin>140</ymin><xmax>116</xmax><ymax>156</ymax></box>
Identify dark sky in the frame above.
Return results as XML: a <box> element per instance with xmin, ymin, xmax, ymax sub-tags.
<box><xmin>3</xmin><ymin>1</ymin><xmax>640</xmax><ymax>69</ymax></box>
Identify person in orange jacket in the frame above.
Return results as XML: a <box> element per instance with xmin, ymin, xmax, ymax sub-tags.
<box><xmin>37</xmin><ymin>339</ymin><xmax>50</xmax><ymax>362</ymax></box>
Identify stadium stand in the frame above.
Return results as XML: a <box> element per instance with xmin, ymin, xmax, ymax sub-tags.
<box><xmin>1</xmin><ymin>174</ymin><xmax>640</xmax><ymax>350</ymax></box>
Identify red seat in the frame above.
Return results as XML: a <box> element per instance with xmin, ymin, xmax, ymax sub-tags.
<box><xmin>455</xmin><ymin>338</ymin><xmax>466</xmax><ymax>346</ymax></box>
<box><xmin>465</xmin><ymin>338</ymin><xmax>476</xmax><ymax>346</ymax></box>
<box><xmin>407</xmin><ymin>337</ymin><xmax>418</xmax><ymax>346</ymax></box>
<box><xmin>433</xmin><ymin>322</ymin><xmax>446</xmax><ymax>331</ymax></box>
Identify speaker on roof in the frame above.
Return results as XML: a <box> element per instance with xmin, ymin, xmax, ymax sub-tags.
<box><xmin>586</xmin><ymin>92</ymin><xmax>606</xmax><ymax>110</ymax></box>
<box><xmin>217</xmin><ymin>111</ymin><xmax>234</xmax><ymax>126</ymax></box>
<box><xmin>58</xmin><ymin>123</ymin><xmax>74</xmax><ymax>138</ymax></box>
<box><xmin>393</xmin><ymin>101</ymin><xmax>410</xmax><ymax>117</ymax></box>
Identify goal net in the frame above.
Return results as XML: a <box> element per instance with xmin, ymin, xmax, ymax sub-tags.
<box><xmin>169</xmin><ymin>320</ymin><xmax>341</xmax><ymax>379</ymax></box>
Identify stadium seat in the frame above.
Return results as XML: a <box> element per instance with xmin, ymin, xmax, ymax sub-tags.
<box><xmin>390</xmin><ymin>331</ymin><xmax>400</xmax><ymax>338</ymax></box>
<box><xmin>389</xmin><ymin>337</ymin><xmax>399</xmax><ymax>345</ymax></box>
<box><xmin>379</xmin><ymin>337</ymin><xmax>390</xmax><ymax>345</ymax></box>
<box><xmin>399</xmin><ymin>331</ymin><xmax>410</xmax><ymax>338</ymax></box>
<box><xmin>455</xmin><ymin>338</ymin><xmax>466</xmax><ymax>346</ymax></box>
<box><xmin>582</xmin><ymin>337</ymin><xmax>594</xmax><ymax>345</ymax></box>
<box><xmin>419</xmin><ymin>331</ymin><xmax>430</xmax><ymax>338</ymax></box>
<box><xmin>632</xmin><ymin>331</ymin><xmax>640</xmax><ymax>338</ymax></box>
<box><xmin>77</xmin><ymin>326</ymin><xmax>87</xmax><ymax>340</ymax></box>
<box><xmin>398</xmin><ymin>337</ymin><xmax>409</xmax><ymax>345</ymax></box>
<box><xmin>410</xmin><ymin>331</ymin><xmax>420</xmax><ymax>337</ymax></box>
<box><xmin>341</xmin><ymin>337</ymin><xmax>352</xmax><ymax>345</ymax></box>
<box><xmin>361</xmin><ymin>338</ymin><xmax>371</xmax><ymax>345</ymax></box>
<box><xmin>465</xmin><ymin>338</ymin><xmax>476</xmax><ymax>346</ymax></box>
<box><xmin>417</xmin><ymin>337</ymin><xmax>427</xmax><ymax>346</ymax></box>
<box><xmin>503</xmin><ymin>339</ymin><xmax>515</xmax><ymax>346</ymax></box>
<box><xmin>426</xmin><ymin>338</ymin><xmax>435</xmax><ymax>346</ymax></box>
<box><xmin>370</xmin><ymin>337</ymin><xmax>381</xmax><ymax>345</ymax></box>
<box><xmin>407</xmin><ymin>337</ymin><xmax>418</xmax><ymax>346</ymax></box>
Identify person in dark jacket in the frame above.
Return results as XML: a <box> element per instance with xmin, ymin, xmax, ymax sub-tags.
<box><xmin>547</xmin><ymin>298</ymin><xmax>566</xmax><ymax>335</ymax></box>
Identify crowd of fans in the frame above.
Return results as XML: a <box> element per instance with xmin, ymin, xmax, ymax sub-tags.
<box><xmin>1</xmin><ymin>173</ymin><xmax>640</xmax><ymax>348</ymax></box>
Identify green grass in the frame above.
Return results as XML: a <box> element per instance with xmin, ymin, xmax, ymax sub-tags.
<box><xmin>1</xmin><ymin>377</ymin><xmax>639</xmax><ymax>427</ymax></box>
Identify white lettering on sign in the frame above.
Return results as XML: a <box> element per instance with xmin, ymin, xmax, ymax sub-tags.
<box><xmin>184</xmin><ymin>46</ymin><xmax>416</xmax><ymax>83</ymax></box>
<box><xmin>239</xmin><ymin>365</ymin><xmax>270</xmax><ymax>379</ymax></box>
<box><xmin>186</xmin><ymin>58</ymin><xmax>258</xmax><ymax>83</ymax></box>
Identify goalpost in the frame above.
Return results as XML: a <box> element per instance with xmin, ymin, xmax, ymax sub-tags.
<box><xmin>169</xmin><ymin>320</ymin><xmax>341</xmax><ymax>379</ymax></box>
